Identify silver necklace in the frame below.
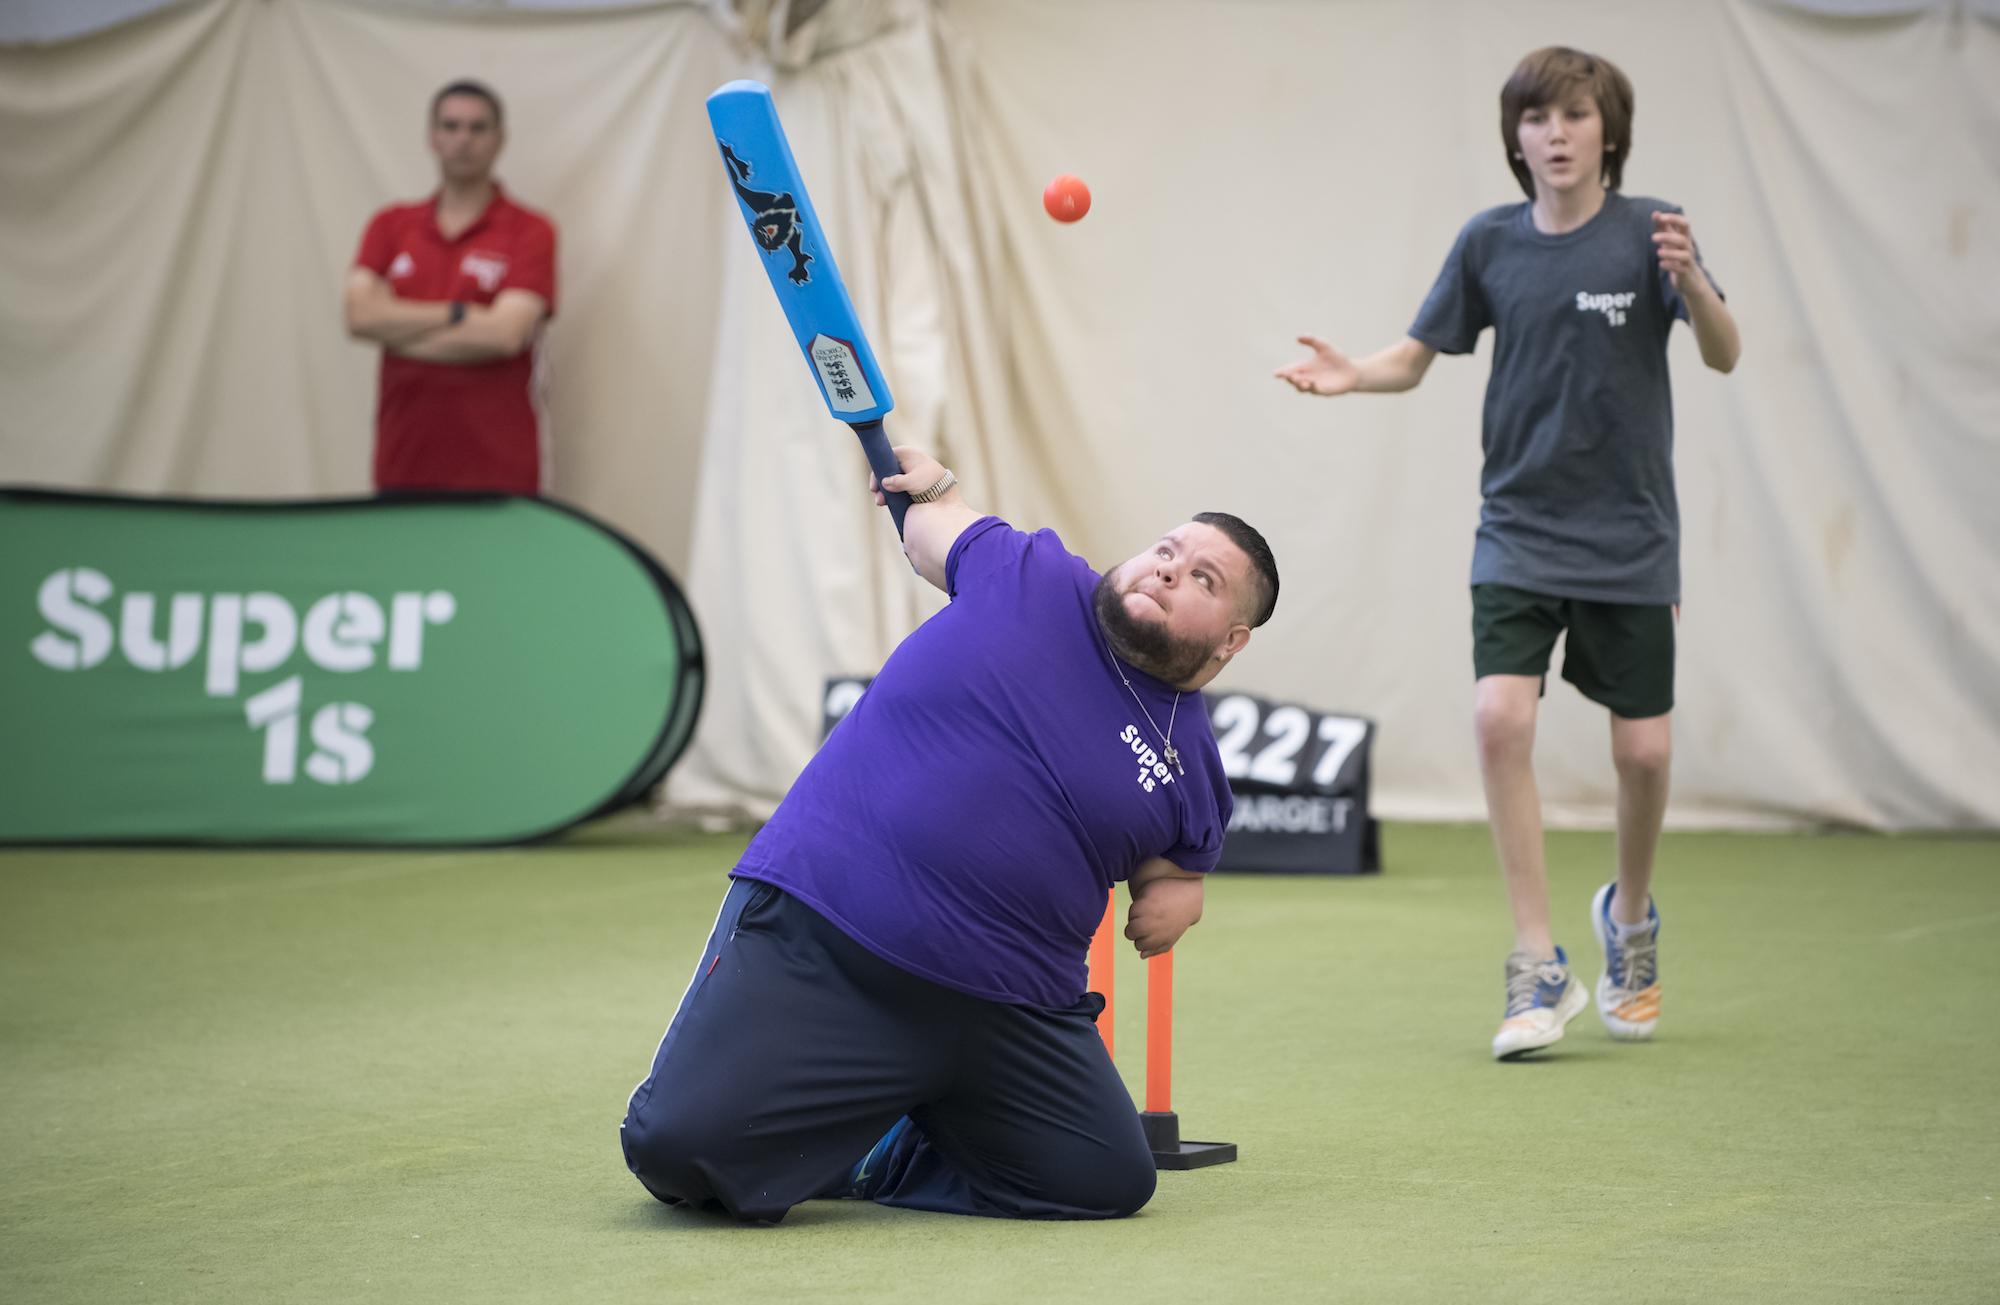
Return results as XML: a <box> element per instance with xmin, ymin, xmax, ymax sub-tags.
<box><xmin>1113</xmin><ymin>661</ymin><xmax>1185</xmax><ymax>776</ymax></box>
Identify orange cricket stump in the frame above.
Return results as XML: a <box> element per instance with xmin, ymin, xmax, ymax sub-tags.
<box><xmin>1139</xmin><ymin>948</ymin><xmax>1237</xmax><ymax>1170</ymax></box>
<box><xmin>1088</xmin><ymin>888</ymin><xmax>1236</xmax><ymax>1171</ymax></box>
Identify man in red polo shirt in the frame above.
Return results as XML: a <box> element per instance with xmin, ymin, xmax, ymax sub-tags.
<box><xmin>345</xmin><ymin>80</ymin><xmax>557</xmax><ymax>494</ymax></box>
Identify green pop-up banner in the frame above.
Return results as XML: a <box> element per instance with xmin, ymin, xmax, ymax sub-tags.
<box><xmin>0</xmin><ymin>490</ymin><xmax>702</xmax><ymax>845</ymax></box>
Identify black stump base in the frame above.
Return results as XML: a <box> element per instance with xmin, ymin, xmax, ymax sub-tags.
<box><xmin>1140</xmin><ymin>1110</ymin><xmax>1237</xmax><ymax>1171</ymax></box>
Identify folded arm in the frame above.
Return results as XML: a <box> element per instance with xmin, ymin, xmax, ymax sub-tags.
<box><xmin>1124</xmin><ymin>857</ymin><xmax>1205</xmax><ymax>959</ymax></box>
<box><xmin>871</xmin><ymin>445</ymin><xmax>983</xmax><ymax>593</ymax></box>
<box><xmin>344</xmin><ymin>267</ymin><xmax>453</xmax><ymax>347</ymax></box>
<box><xmin>344</xmin><ymin>268</ymin><xmax>548</xmax><ymax>363</ymax></box>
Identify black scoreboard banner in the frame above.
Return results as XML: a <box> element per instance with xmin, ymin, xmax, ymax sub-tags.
<box><xmin>823</xmin><ymin>677</ymin><xmax>1379</xmax><ymax>876</ymax></box>
<box><xmin>1205</xmin><ymin>691</ymin><xmax>1378</xmax><ymax>875</ymax></box>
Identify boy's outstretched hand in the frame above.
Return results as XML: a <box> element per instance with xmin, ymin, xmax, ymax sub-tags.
<box><xmin>1277</xmin><ymin>334</ymin><xmax>1436</xmax><ymax>396</ymax></box>
<box><xmin>1275</xmin><ymin>335</ymin><xmax>1360</xmax><ymax>395</ymax></box>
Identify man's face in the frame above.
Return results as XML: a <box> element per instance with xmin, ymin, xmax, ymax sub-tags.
<box><xmin>430</xmin><ymin>95</ymin><xmax>504</xmax><ymax>186</ymax></box>
<box><xmin>1093</xmin><ymin>523</ymin><xmax>1255</xmax><ymax>687</ymax></box>
<box><xmin>1516</xmin><ymin>93</ymin><xmax>1605</xmax><ymax>197</ymax></box>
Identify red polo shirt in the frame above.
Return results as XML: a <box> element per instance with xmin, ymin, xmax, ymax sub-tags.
<box><xmin>354</xmin><ymin>186</ymin><xmax>558</xmax><ymax>494</ymax></box>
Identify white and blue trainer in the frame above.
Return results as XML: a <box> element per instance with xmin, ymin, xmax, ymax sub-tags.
<box><xmin>1492</xmin><ymin>946</ymin><xmax>1590</xmax><ymax>1060</ymax></box>
<box><xmin>1591</xmin><ymin>883</ymin><xmax>1661</xmax><ymax>1039</ymax></box>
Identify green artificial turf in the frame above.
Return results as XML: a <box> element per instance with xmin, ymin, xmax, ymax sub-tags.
<box><xmin>2</xmin><ymin>821</ymin><xmax>1995</xmax><ymax>1302</ymax></box>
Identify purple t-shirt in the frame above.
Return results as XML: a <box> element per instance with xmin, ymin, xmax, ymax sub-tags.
<box><xmin>733</xmin><ymin>518</ymin><xmax>1232</xmax><ymax>1008</ymax></box>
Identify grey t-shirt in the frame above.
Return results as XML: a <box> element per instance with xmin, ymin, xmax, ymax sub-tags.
<box><xmin>1409</xmin><ymin>192</ymin><xmax>1718</xmax><ymax>606</ymax></box>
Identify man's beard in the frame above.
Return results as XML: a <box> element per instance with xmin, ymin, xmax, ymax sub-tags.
<box><xmin>1092</xmin><ymin>571</ymin><xmax>1213</xmax><ymax>686</ymax></box>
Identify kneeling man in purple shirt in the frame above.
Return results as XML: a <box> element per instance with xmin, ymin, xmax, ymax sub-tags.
<box><xmin>620</xmin><ymin>446</ymin><xmax>1280</xmax><ymax>1224</ymax></box>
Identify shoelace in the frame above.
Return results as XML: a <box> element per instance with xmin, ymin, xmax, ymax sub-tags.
<box><xmin>1613</xmin><ymin>927</ymin><xmax>1658</xmax><ymax>991</ymax></box>
<box><xmin>1503</xmin><ymin>954</ymin><xmax>1561</xmax><ymax>1017</ymax></box>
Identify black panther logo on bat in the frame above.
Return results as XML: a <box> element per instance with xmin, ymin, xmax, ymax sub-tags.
<box><xmin>719</xmin><ymin>142</ymin><xmax>813</xmax><ymax>285</ymax></box>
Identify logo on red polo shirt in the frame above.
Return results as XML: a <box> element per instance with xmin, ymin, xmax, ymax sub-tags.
<box><xmin>387</xmin><ymin>252</ymin><xmax>415</xmax><ymax>280</ymax></box>
<box><xmin>462</xmin><ymin>252</ymin><xmax>509</xmax><ymax>294</ymax></box>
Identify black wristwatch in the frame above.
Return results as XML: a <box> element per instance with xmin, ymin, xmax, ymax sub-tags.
<box><xmin>447</xmin><ymin>301</ymin><xmax>466</xmax><ymax>326</ymax></box>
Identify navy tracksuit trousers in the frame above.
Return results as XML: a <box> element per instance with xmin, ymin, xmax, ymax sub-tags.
<box><xmin>619</xmin><ymin>878</ymin><xmax>1157</xmax><ymax>1224</ymax></box>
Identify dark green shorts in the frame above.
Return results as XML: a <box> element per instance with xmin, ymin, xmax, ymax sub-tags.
<box><xmin>1471</xmin><ymin>584</ymin><xmax>1675</xmax><ymax>719</ymax></box>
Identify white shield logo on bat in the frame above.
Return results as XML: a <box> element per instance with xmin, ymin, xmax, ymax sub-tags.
<box><xmin>809</xmin><ymin>335</ymin><xmax>875</xmax><ymax>413</ymax></box>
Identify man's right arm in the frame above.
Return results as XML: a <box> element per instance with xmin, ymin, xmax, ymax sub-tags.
<box><xmin>1275</xmin><ymin>334</ymin><xmax>1436</xmax><ymax>396</ymax></box>
<box><xmin>344</xmin><ymin>268</ymin><xmax>456</xmax><ymax>348</ymax></box>
<box><xmin>871</xmin><ymin>445</ymin><xmax>981</xmax><ymax>594</ymax></box>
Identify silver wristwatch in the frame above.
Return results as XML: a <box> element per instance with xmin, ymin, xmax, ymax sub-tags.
<box><xmin>906</xmin><ymin>468</ymin><xmax>956</xmax><ymax>505</ymax></box>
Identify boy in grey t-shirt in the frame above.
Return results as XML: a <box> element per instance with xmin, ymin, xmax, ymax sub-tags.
<box><xmin>1277</xmin><ymin>47</ymin><xmax>1739</xmax><ymax>1060</ymax></box>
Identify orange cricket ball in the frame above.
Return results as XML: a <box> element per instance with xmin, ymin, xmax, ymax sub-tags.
<box><xmin>1043</xmin><ymin>175</ymin><xmax>1091</xmax><ymax>223</ymax></box>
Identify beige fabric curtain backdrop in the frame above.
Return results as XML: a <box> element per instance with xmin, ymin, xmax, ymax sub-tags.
<box><xmin>943</xmin><ymin>0</ymin><xmax>2000</xmax><ymax>831</ymax></box>
<box><xmin>0</xmin><ymin>0</ymin><xmax>741</xmax><ymax>577</ymax></box>
<box><xmin>2</xmin><ymin>0</ymin><xmax>1994</xmax><ymax>829</ymax></box>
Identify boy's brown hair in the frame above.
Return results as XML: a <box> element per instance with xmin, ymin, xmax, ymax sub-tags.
<box><xmin>1499</xmin><ymin>47</ymin><xmax>1634</xmax><ymax>199</ymax></box>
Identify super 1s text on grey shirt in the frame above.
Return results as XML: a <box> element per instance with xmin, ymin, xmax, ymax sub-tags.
<box><xmin>1410</xmin><ymin>192</ymin><xmax>1721</xmax><ymax>606</ymax></box>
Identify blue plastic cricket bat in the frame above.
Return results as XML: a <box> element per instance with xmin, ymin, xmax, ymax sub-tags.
<box><xmin>705</xmin><ymin>80</ymin><xmax>909</xmax><ymax>536</ymax></box>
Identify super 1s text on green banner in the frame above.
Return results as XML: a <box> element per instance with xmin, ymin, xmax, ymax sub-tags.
<box><xmin>1</xmin><ymin>493</ymin><xmax>701</xmax><ymax>845</ymax></box>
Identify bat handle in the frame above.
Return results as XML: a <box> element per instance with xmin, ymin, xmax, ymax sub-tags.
<box><xmin>850</xmin><ymin>419</ymin><xmax>910</xmax><ymax>539</ymax></box>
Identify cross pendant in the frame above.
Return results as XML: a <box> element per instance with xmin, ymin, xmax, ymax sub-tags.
<box><xmin>1164</xmin><ymin>744</ymin><xmax>1183</xmax><ymax>775</ymax></box>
